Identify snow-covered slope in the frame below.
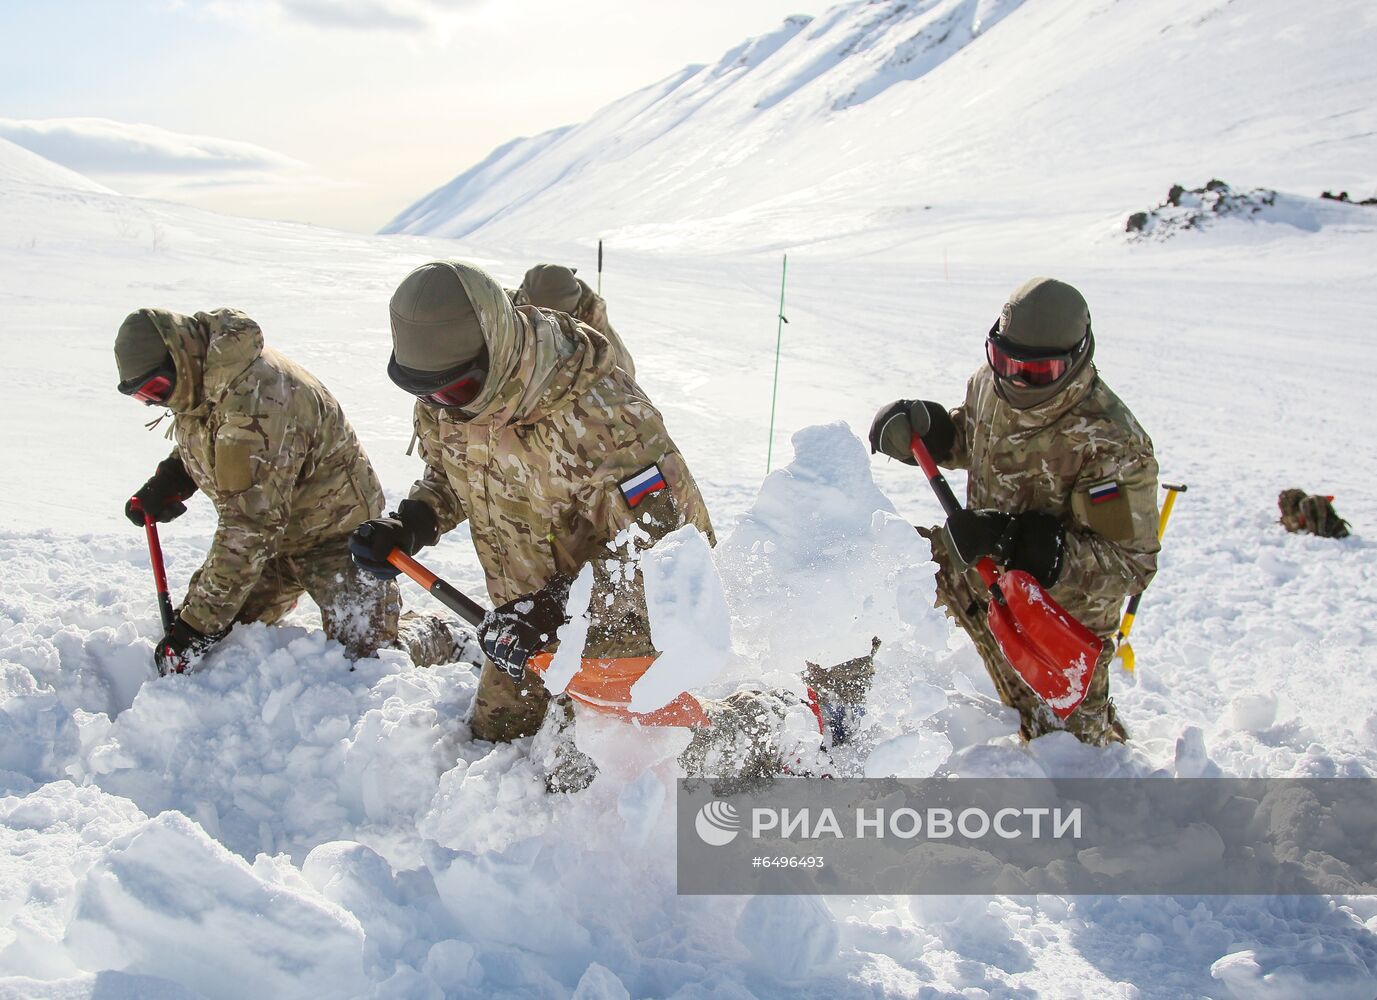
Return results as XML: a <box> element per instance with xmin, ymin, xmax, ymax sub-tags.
<box><xmin>0</xmin><ymin>137</ymin><xmax>112</xmax><ymax>194</ymax></box>
<box><xmin>383</xmin><ymin>0</ymin><xmax>1377</xmax><ymax>257</ymax></box>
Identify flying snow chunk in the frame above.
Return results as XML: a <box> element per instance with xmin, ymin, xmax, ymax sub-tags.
<box><xmin>631</xmin><ymin>524</ymin><xmax>730</xmax><ymax>713</ymax></box>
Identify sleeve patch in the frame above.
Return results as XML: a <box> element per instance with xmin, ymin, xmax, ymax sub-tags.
<box><xmin>213</xmin><ymin>441</ymin><xmax>253</xmax><ymax>494</ymax></box>
<box><xmin>619</xmin><ymin>464</ymin><xmax>666</xmax><ymax>509</ymax></box>
<box><xmin>1078</xmin><ymin>486</ymin><xmax>1134</xmax><ymax>541</ymax></box>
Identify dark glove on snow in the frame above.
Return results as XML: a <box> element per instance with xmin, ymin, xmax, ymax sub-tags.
<box><xmin>868</xmin><ymin>399</ymin><xmax>956</xmax><ymax>464</ymax></box>
<box><xmin>945</xmin><ymin>509</ymin><xmax>1066</xmax><ymax>588</ymax></box>
<box><xmin>1001</xmin><ymin>510</ymin><xmax>1066</xmax><ymax>589</ymax></box>
<box><xmin>125</xmin><ymin>456</ymin><xmax>198</xmax><ymax>526</ymax></box>
<box><xmin>349</xmin><ymin>499</ymin><xmax>441</xmax><ymax>580</ymax></box>
<box><xmin>154</xmin><ymin>615</ymin><xmax>219</xmax><ymax>676</ymax></box>
<box><xmin>479</xmin><ymin>574</ymin><xmax>575</xmax><ymax>680</ymax></box>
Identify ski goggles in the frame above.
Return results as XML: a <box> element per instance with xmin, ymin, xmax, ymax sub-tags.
<box><xmin>985</xmin><ymin>328</ymin><xmax>1088</xmax><ymax>387</ymax></box>
<box><xmin>117</xmin><ymin>360</ymin><xmax>177</xmax><ymax>406</ymax></box>
<box><xmin>388</xmin><ymin>351</ymin><xmax>488</xmax><ymax>410</ymax></box>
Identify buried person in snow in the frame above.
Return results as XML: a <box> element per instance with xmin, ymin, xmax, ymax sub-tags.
<box><xmin>350</xmin><ymin>260</ymin><xmax>877</xmax><ymax>792</ymax></box>
<box><xmin>114</xmin><ymin>308</ymin><xmax>458</xmax><ymax>677</ymax></box>
<box><xmin>509</xmin><ymin>262</ymin><xmax>637</xmax><ymax>379</ymax></box>
<box><xmin>869</xmin><ymin>277</ymin><xmax>1161</xmax><ymax>746</ymax></box>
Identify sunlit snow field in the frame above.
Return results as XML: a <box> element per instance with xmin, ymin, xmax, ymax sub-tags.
<box><xmin>3</xmin><ymin>0</ymin><xmax>1377</xmax><ymax>992</ymax></box>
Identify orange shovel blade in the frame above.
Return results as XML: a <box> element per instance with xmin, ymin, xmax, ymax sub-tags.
<box><xmin>987</xmin><ymin>569</ymin><xmax>1104</xmax><ymax>719</ymax></box>
<box><xmin>527</xmin><ymin>652</ymin><xmax>711</xmax><ymax>728</ymax></box>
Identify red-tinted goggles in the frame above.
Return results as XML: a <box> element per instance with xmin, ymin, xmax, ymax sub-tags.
<box><xmin>118</xmin><ymin>362</ymin><xmax>177</xmax><ymax>406</ymax></box>
<box><xmin>985</xmin><ymin>332</ymin><xmax>1086</xmax><ymax>387</ymax></box>
<box><xmin>419</xmin><ymin>367</ymin><xmax>486</xmax><ymax>408</ymax></box>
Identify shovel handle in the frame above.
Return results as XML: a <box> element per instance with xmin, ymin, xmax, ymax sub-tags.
<box><xmin>130</xmin><ymin>496</ymin><xmax>175</xmax><ymax>633</ymax></box>
<box><xmin>386</xmin><ymin>549</ymin><xmax>488</xmax><ymax>627</ymax></box>
<box><xmin>909</xmin><ymin>433</ymin><xmax>965</xmax><ymax>520</ymax></box>
<box><xmin>910</xmin><ymin>433</ymin><xmax>1002</xmax><ymax>592</ymax></box>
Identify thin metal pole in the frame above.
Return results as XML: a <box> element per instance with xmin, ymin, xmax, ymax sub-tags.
<box><xmin>766</xmin><ymin>253</ymin><xmax>788</xmax><ymax>473</ymax></box>
<box><xmin>597</xmin><ymin>239</ymin><xmax>603</xmax><ymax>295</ymax></box>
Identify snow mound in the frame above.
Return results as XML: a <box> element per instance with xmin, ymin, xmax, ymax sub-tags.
<box><xmin>716</xmin><ymin>421</ymin><xmax>942</xmax><ymax>676</ymax></box>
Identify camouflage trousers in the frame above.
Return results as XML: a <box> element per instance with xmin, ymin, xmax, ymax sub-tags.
<box><xmin>924</xmin><ymin>528</ymin><xmax>1123</xmax><ymax>746</ymax></box>
<box><xmin>195</xmin><ymin>538</ymin><xmax>457</xmax><ymax>666</ymax></box>
<box><xmin>469</xmin><ymin>660</ymin><xmax>552</xmax><ymax>742</ymax></box>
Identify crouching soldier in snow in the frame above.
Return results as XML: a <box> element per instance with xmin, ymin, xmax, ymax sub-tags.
<box><xmin>869</xmin><ymin>277</ymin><xmax>1160</xmax><ymax>745</ymax></box>
<box><xmin>511</xmin><ymin>263</ymin><xmax>636</xmax><ymax>378</ymax></box>
<box><xmin>350</xmin><ymin>261</ymin><xmax>709</xmax><ymax>758</ymax></box>
<box><xmin>114</xmin><ymin>308</ymin><xmax>457</xmax><ymax>675</ymax></box>
<box><xmin>351</xmin><ymin>261</ymin><xmax>877</xmax><ymax>791</ymax></box>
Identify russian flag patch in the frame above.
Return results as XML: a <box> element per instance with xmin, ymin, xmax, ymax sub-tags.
<box><xmin>1088</xmin><ymin>480</ymin><xmax>1122</xmax><ymax>505</ymax></box>
<box><xmin>619</xmin><ymin>464</ymin><xmax>667</xmax><ymax>509</ymax></box>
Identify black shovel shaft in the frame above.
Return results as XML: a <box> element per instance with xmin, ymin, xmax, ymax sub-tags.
<box><xmin>910</xmin><ymin>433</ymin><xmax>965</xmax><ymax>520</ymax></box>
<box><xmin>387</xmin><ymin>549</ymin><xmax>488</xmax><ymax>627</ymax></box>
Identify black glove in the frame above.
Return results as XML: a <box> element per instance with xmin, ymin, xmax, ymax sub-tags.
<box><xmin>944</xmin><ymin>509</ymin><xmax>1013</xmax><ymax>566</ymax></box>
<box><xmin>349</xmin><ymin>499</ymin><xmax>441</xmax><ymax>580</ymax></box>
<box><xmin>944</xmin><ymin>509</ymin><xmax>1066</xmax><ymax>588</ymax></box>
<box><xmin>1001</xmin><ymin>510</ymin><xmax>1066</xmax><ymax>588</ymax></box>
<box><xmin>154</xmin><ymin>615</ymin><xmax>219</xmax><ymax>676</ymax></box>
<box><xmin>478</xmin><ymin>575</ymin><xmax>575</xmax><ymax>680</ymax></box>
<box><xmin>868</xmin><ymin>399</ymin><xmax>956</xmax><ymax>464</ymax></box>
<box><xmin>126</xmin><ymin>457</ymin><xmax>198</xmax><ymax>526</ymax></box>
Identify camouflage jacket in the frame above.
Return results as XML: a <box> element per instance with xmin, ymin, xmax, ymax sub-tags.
<box><xmin>509</xmin><ymin>278</ymin><xmax>636</xmax><ymax>378</ymax></box>
<box><xmin>409</xmin><ymin>273</ymin><xmax>712</xmax><ymax>657</ymax></box>
<box><xmin>146</xmin><ymin>308</ymin><xmax>385</xmax><ymax>634</ymax></box>
<box><xmin>941</xmin><ymin>364</ymin><xmax>1160</xmax><ymax>636</ymax></box>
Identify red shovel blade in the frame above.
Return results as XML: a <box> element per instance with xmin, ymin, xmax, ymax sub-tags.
<box><xmin>986</xmin><ymin>568</ymin><xmax>1104</xmax><ymax>719</ymax></box>
<box><xmin>527</xmin><ymin>652</ymin><xmax>712</xmax><ymax>728</ymax></box>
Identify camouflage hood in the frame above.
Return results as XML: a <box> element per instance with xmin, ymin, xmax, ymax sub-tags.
<box><xmin>449</xmin><ymin>262</ymin><xmax>616</xmax><ymax>426</ymax></box>
<box><xmin>140</xmin><ymin>308</ymin><xmax>265</xmax><ymax>416</ymax></box>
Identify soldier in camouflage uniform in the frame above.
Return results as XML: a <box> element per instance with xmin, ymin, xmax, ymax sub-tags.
<box><xmin>870</xmin><ymin>278</ymin><xmax>1160</xmax><ymax>745</ymax></box>
<box><xmin>511</xmin><ymin>263</ymin><xmax>636</xmax><ymax>378</ymax></box>
<box><xmin>350</xmin><ymin>260</ymin><xmax>711</xmax><ymax>749</ymax></box>
<box><xmin>114</xmin><ymin>308</ymin><xmax>456</xmax><ymax>674</ymax></box>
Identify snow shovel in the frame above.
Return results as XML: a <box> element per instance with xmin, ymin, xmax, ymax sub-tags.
<box><xmin>129</xmin><ymin>496</ymin><xmax>176</xmax><ymax>634</ymax></box>
<box><xmin>909</xmin><ymin>434</ymin><xmax>1104</xmax><ymax>718</ymax></box>
<box><xmin>1114</xmin><ymin>482</ymin><xmax>1187</xmax><ymax>673</ymax></box>
<box><xmin>385</xmin><ymin>549</ymin><xmax>710</xmax><ymax>728</ymax></box>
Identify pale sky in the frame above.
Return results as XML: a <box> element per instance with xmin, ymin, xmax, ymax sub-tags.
<box><xmin>1</xmin><ymin>0</ymin><xmax>833</xmax><ymax>232</ymax></box>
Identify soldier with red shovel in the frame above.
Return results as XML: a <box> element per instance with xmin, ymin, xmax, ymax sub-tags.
<box><xmin>870</xmin><ymin>277</ymin><xmax>1160</xmax><ymax>744</ymax></box>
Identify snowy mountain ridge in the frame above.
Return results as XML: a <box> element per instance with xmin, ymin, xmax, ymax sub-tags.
<box><xmin>383</xmin><ymin>0</ymin><xmax>1377</xmax><ymax>258</ymax></box>
<box><xmin>381</xmin><ymin>0</ymin><xmax>1027</xmax><ymax>245</ymax></box>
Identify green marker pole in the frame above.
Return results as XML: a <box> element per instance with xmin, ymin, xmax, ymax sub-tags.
<box><xmin>597</xmin><ymin>239</ymin><xmax>603</xmax><ymax>296</ymax></box>
<box><xmin>766</xmin><ymin>253</ymin><xmax>789</xmax><ymax>474</ymax></box>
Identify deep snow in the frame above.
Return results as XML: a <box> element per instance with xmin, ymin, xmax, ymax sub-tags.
<box><xmin>4</xmin><ymin>0</ymin><xmax>1377</xmax><ymax>994</ymax></box>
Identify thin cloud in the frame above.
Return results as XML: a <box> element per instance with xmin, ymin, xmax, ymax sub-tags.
<box><xmin>0</xmin><ymin>117</ymin><xmax>321</xmax><ymax>199</ymax></box>
<box><xmin>0</xmin><ymin>117</ymin><xmax>305</xmax><ymax>177</ymax></box>
<box><xmin>205</xmin><ymin>0</ymin><xmax>478</xmax><ymax>34</ymax></box>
